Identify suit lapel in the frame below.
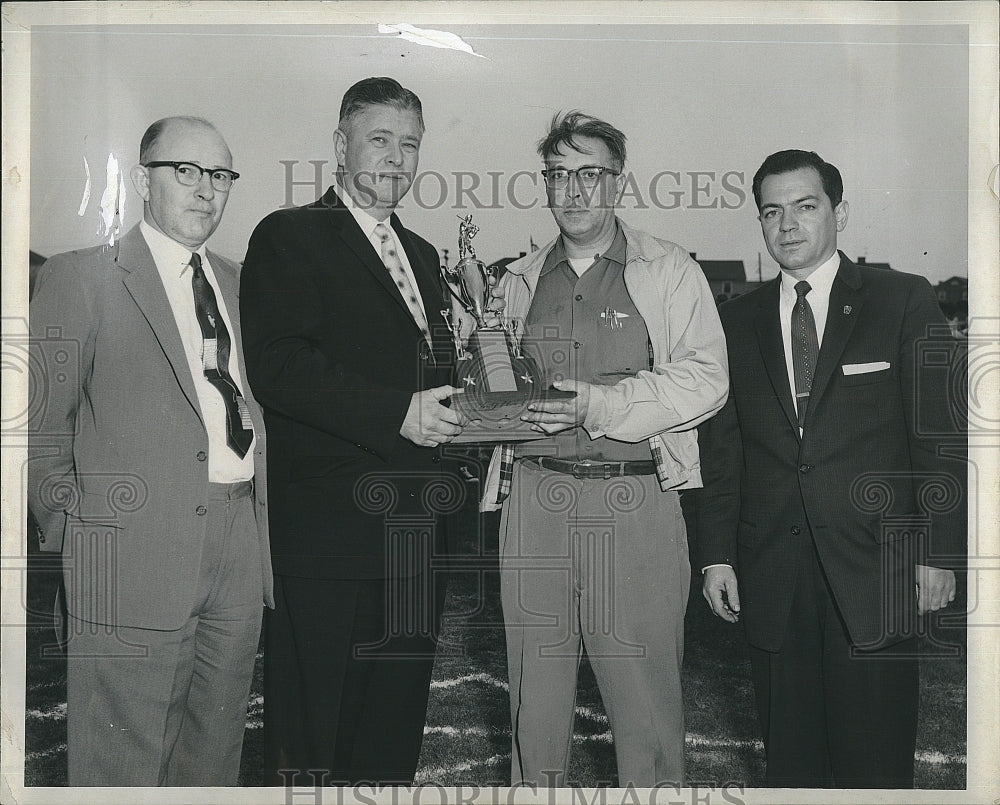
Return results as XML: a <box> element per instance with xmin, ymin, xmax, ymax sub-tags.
<box><xmin>318</xmin><ymin>188</ymin><xmax>420</xmax><ymax>324</ymax></box>
<box><xmin>753</xmin><ymin>278</ymin><xmax>799</xmax><ymax>436</ymax></box>
<box><xmin>810</xmin><ymin>254</ymin><xmax>864</xmax><ymax>411</ymax></box>
<box><xmin>116</xmin><ymin>227</ymin><xmax>203</xmax><ymax>424</ymax></box>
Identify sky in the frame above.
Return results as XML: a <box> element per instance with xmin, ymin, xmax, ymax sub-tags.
<box><xmin>26</xmin><ymin>18</ymin><xmax>971</xmax><ymax>283</ymax></box>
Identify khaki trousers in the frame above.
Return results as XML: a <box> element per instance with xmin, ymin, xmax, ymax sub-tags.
<box><xmin>500</xmin><ymin>460</ymin><xmax>690</xmax><ymax>787</ymax></box>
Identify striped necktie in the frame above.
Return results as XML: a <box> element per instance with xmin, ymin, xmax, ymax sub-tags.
<box><xmin>189</xmin><ymin>253</ymin><xmax>253</xmax><ymax>458</ymax></box>
<box><xmin>791</xmin><ymin>280</ymin><xmax>819</xmax><ymax>429</ymax></box>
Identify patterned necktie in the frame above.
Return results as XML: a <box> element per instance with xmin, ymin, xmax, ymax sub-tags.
<box><xmin>189</xmin><ymin>253</ymin><xmax>254</xmax><ymax>458</ymax></box>
<box><xmin>374</xmin><ymin>222</ymin><xmax>431</xmax><ymax>349</ymax></box>
<box><xmin>791</xmin><ymin>280</ymin><xmax>819</xmax><ymax>429</ymax></box>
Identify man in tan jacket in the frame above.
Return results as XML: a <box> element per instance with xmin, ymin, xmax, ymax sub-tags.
<box><xmin>481</xmin><ymin>111</ymin><xmax>728</xmax><ymax>787</ymax></box>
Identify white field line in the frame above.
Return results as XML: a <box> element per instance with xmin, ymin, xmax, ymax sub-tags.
<box><xmin>26</xmin><ymin>679</ymin><xmax>68</xmax><ymax>694</ymax></box>
<box><xmin>25</xmin><ymin>743</ymin><xmax>67</xmax><ymax>762</ymax></box>
<box><xmin>25</xmin><ymin>702</ymin><xmax>66</xmax><ymax>720</ymax></box>
<box><xmin>416</xmin><ymin>754</ymin><xmax>508</xmax><ymax>783</ymax></box>
<box><xmin>22</xmin><ymin>674</ymin><xmax>969</xmax><ymax>768</ymax></box>
<box><xmin>425</xmin><ymin>725</ymin><xmax>498</xmax><ymax>737</ymax></box>
<box><xmin>431</xmin><ymin>672</ymin><xmax>508</xmax><ymax>691</ymax></box>
<box><xmin>23</xmin><ymin>739</ymin><xmax>968</xmax><ymax>770</ymax></box>
<box><xmin>915</xmin><ymin>749</ymin><xmax>967</xmax><ymax>765</ymax></box>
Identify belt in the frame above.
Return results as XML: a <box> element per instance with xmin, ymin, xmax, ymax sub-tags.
<box><xmin>207</xmin><ymin>479</ymin><xmax>254</xmax><ymax>500</ymax></box>
<box><xmin>522</xmin><ymin>456</ymin><xmax>657</xmax><ymax>480</ymax></box>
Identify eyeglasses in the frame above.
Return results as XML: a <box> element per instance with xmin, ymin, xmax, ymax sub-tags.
<box><xmin>143</xmin><ymin>161</ymin><xmax>240</xmax><ymax>192</ymax></box>
<box><xmin>540</xmin><ymin>166</ymin><xmax>620</xmax><ymax>188</ymax></box>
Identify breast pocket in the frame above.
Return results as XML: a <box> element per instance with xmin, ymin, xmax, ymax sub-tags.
<box><xmin>840</xmin><ymin>366</ymin><xmax>894</xmax><ymax>387</ymax></box>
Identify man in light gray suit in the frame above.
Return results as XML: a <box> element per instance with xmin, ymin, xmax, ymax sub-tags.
<box><xmin>28</xmin><ymin>116</ymin><xmax>272</xmax><ymax>786</ymax></box>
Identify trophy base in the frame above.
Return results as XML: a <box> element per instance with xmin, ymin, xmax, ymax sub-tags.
<box><xmin>450</xmin><ymin>388</ymin><xmax>577</xmax><ymax>443</ymax></box>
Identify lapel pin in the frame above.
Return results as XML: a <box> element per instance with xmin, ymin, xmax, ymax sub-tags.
<box><xmin>843</xmin><ymin>305</ymin><xmax>853</xmax><ymax>315</ymax></box>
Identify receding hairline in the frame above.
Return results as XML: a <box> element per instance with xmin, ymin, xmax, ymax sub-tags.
<box><xmin>140</xmin><ymin>116</ymin><xmax>231</xmax><ymax>163</ymax></box>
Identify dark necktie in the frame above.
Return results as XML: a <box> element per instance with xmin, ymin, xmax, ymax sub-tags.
<box><xmin>791</xmin><ymin>280</ymin><xmax>819</xmax><ymax>429</ymax></box>
<box><xmin>189</xmin><ymin>253</ymin><xmax>253</xmax><ymax>458</ymax></box>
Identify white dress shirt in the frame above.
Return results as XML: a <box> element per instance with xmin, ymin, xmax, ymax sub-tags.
<box><xmin>778</xmin><ymin>250</ymin><xmax>841</xmax><ymax>422</ymax></box>
<box><xmin>141</xmin><ymin>221</ymin><xmax>255</xmax><ymax>482</ymax></box>
<box><xmin>702</xmin><ymin>250</ymin><xmax>841</xmax><ymax>574</ymax></box>
<box><xmin>333</xmin><ymin>182</ymin><xmax>427</xmax><ymax>318</ymax></box>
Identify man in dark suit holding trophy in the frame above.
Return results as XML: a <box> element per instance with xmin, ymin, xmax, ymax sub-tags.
<box><xmin>240</xmin><ymin>77</ymin><xmax>466</xmax><ymax>785</ymax></box>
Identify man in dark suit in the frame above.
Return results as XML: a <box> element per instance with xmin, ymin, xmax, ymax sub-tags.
<box><xmin>694</xmin><ymin>149</ymin><xmax>966</xmax><ymax>788</ymax></box>
<box><xmin>240</xmin><ymin>77</ymin><xmax>466</xmax><ymax>786</ymax></box>
<box><xmin>28</xmin><ymin>116</ymin><xmax>272</xmax><ymax>785</ymax></box>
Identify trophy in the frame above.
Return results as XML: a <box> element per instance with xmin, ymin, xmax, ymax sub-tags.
<box><xmin>440</xmin><ymin>214</ymin><xmax>575</xmax><ymax>442</ymax></box>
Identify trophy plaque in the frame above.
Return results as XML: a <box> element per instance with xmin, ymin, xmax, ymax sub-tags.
<box><xmin>440</xmin><ymin>215</ymin><xmax>576</xmax><ymax>443</ymax></box>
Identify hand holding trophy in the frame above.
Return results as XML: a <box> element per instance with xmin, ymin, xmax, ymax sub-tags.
<box><xmin>439</xmin><ymin>214</ymin><xmax>574</xmax><ymax>442</ymax></box>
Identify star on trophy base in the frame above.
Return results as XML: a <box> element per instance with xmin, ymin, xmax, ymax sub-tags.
<box><xmin>440</xmin><ymin>215</ymin><xmax>575</xmax><ymax>443</ymax></box>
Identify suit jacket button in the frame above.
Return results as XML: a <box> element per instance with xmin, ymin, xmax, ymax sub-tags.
<box><xmin>431</xmin><ymin>455</ymin><xmax>441</xmax><ymax>463</ymax></box>
<box><xmin>798</xmin><ymin>463</ymin><xmax>812</xmax><ymax>473</ymax></box>
<box><xmin>790</xmin><ymin>525</ymin><xmax>801</xmax><ymax>535</ymax></box>
<box><xmin>196</xmin><ymin>451</ymin><xmax>207</xmax><ymax>461</ymax></box>
<box><xmin>196</xmin><ymin>505</ymin><xmax>207</xmax><ymax>516</ymax></box>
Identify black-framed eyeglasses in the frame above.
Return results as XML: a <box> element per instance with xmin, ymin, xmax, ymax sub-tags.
<box><xmin>540</xmin><ymin>165</ymin><xmax>620</xmax><ymax>188</ymax></box>
<box><xmin>143</xmin><ymin>161</ymin><xmax>240</xmax><ymax>192</ymax></box>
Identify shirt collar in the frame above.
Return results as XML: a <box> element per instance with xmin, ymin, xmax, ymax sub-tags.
<box><xmin>541</xmin><ymin>222</ymin><xmax>625</xmax><ymax>277</ymax></box>
<box><xmin>334</xmin><ymin>181</ymin><xmax>389</xmax><ymax>240</ymax></box>
<box><xmin>140</xmin><ymin>219</ymin><xmax>207</xmax><ymax>277</ymax></box>
<box><xmin>779</xmin><ymin>250</ymin><xmax>841</xmax><ymax>298</ymax></box>
<box><xmin>603</xmin><ymin>225</ymin><xmax>627</xmax><ymax>267</ymax></box>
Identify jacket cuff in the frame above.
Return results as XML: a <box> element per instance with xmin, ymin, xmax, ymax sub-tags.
<box><xmin>582</xmin><ymin>384</ymin><xmax>609</xmax><ymax>437</ymax></box>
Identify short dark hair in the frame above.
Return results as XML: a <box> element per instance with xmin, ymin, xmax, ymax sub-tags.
<box><xmin>752</xmin><ymin>149</ymin><xmax>843</xmax><ymax>210</ymax></box>
<box><xmin>537</xmin><ymin>111</ymin><xmax>627</xmax><ymax>171</ymax></box>
<box><xmin>139</xmin><ymin>116</ymin><xmax>220</xmax><ymax>163</ymax></box>
<box><xmin>338</xmin><ymin>77</ymin><xmax>424</xmax><ymax>130</ymax></box>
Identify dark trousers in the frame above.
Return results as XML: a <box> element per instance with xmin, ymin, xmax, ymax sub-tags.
<box><xmin>749</xmin><ymin>540</ymin><xmax>919</xmax><ymax>788</ymax></box>
<box><xmin>263</xmin><ymin>569</ymin><xmax>447</xmax><ymax>786</ymax></box>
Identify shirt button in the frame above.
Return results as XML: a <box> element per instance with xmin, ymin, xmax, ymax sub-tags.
<box><xmin>791</xmin><ymin>525</ymin><xmax>801</xmax><ymax>535</ymax></box>
<box><xmin>575</xmin><ymin>294</ymin><xmax>583</xmax><ymax>301</ymax></box>
<box><xmin>574</xmin><ymin>341</ymin><xmax>582</xmax><ymax>349</ymax></box>
<box><xmin>799</xmin><ymin>464</ymin><xmax>812</xmax><ymax>473</ymax></box>
<box><xmin>196</xmin><ymin>451</ymin><xmax>207</xmax><ymax>462</ymax></box>
<box><xmin>196</xmin><ymin>505</ymin><xmax>207</xmax><ymax>516</ymax></box>
<box><xmin>431</xmin><ymin>455</ymin><xmax>441</xmax><ymax>463</ymax></box>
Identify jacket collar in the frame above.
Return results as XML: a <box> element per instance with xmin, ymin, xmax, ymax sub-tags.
<box><xmin>504</xmin><ymin>217</ymin><xmax>669</xmax><ymax>280</ymax></box>
<box><xmin>113</xmin><ymin>224</ymin><xmax>204</xmax><ymax>424</ymax></box>
<box><xmin>114</xmin><ymin>223</ymin><xmax>228</xmax><ymax>279</ymax></box>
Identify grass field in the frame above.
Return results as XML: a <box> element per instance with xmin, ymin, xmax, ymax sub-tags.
<box><xmin>21</xmin><ymin>506</ymin><xmax>967</xmax><ymax>789</ymax></box>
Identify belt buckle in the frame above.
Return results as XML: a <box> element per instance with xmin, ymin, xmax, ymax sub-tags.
<box><xmin>570</xmin><ymin>460</ymin><xmax>615</xmax><ymax>480</ymax></box>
